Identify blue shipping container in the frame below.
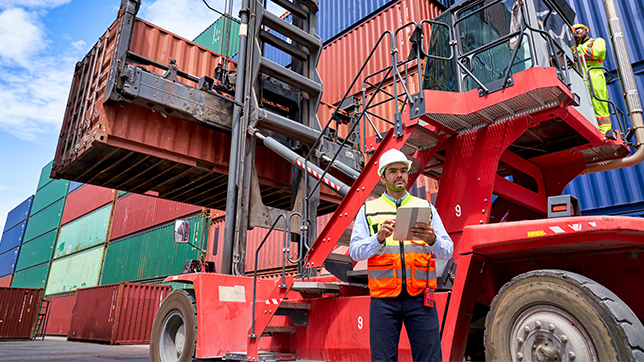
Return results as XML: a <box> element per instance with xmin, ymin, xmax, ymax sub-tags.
<box><xmin>2</xmin><ymin>195</ymin><xmax>33</xmax><ymax>233</ymax></box>
<box><xmin>68</xmin><ymin>181</ymin><xmax>84</xmax><ymax>194</ymax></box>
<box><xmin>563</xmin><ymin>0</ymin><xmax>644</xmax><ymax>215</ymax></box>
<box><xmin>0</xmin><ymin>247</ymin><xmax>20</xmax><ymax>278</ymax></box>
<box><xmin>0</xmin><ymin>220</ymin><xmax>27</xmax><ymax>255</ymax></box>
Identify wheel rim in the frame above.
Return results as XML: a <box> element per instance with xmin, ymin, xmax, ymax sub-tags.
<box><xmin>159</xmin><ymin>310</ymin><xmax>187</xmax><ymax>362</ymax></box>
<box><xmin>509</xmin><ymin>305</ymin><xmax>598</xmax><ymax>362</ymax></box>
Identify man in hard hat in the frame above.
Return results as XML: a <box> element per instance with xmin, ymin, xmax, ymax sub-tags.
<box><xmin>573</xmin><ymin>23</ymin><xmax>611</xmax><ymax>133</ymax></box>
<box><xmin>349</xmin><ymin>148</ymin><xmax>453</xmax><ymax>362</ymax></box>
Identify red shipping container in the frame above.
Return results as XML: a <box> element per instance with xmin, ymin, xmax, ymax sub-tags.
<box><xmin>62</xmin><ymin>185</ymin><xmax>117</xmax><ymax>225</ymax></box>
<box><xmin>110</xmin><ymin>193</ymin><xmax>202</xmax><ymax>240</ymax></box>
<box><xmin>319</xmin><ymin>0</ymin><xmax>441</xmax><ymax>106</ymax></box>
<box><xmin>0</xmin><ymin>287</ymin><xmax>43</xmax><ymax>339</ymax></box>
<box><xmin>44</xmin><ymin>292</ymin><xmax>76</xmax><ymax>336</ymax></box>
<box><xmin>68</xmin><ymin>283</ymin><xmax>171</xmax><ymax>344</ymax></box>
<box><xmin>0</xmin><ymin>275</ymin><xmax>12</xmax><ymax>288</ymax></box>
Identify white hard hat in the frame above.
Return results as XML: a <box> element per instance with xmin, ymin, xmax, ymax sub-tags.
<box><xmin>378</xmin><ymin>149</ymin><xmax>412</xmax><ymax>176</ymax></box>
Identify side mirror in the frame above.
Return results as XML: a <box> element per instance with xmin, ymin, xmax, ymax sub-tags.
<box><xmin>174</xmin><ymin>219</ymin><xmax>191</xmax><ymax>243</ymax></box>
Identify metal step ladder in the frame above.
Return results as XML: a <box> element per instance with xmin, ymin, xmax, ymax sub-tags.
<box><xmin>34</xmin><ymin>299</ymin><xmax>50</xmax><ymax>340</ymax></box>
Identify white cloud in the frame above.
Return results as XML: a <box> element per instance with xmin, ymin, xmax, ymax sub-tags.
<box><xmin>139</xmin><ymin>0</ymin><xmax>230</xmax><ymax>40</ymax></box>
<box><xmin>0</xmin><ymin>8</ymin><xmax>45</xmax><ymax>67</ymax></box>
<box><xmin>0</xmin><ymin>5</ymin><xmax>83</xmax><ymax>142</ymax></box>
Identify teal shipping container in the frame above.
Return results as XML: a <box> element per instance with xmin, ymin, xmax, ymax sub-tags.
<box><xmin>45</xmin><ymin>244</ymin><xmax>105</xmax><ymax>296</ymax></box>
<box><xmin>192</xmin><ymin>15</ymin><xmax>240</xmax><ymax>57</ymax></box>
<box><xmin>101</xmin><ymin>216</ymin><xmax>206</xmax><ymax>285</ymax></box>
<box><xmin>15</xmin><ymin>230</ymin><xmax>58</xmax><ymax>271</ymax></box>
<box><xmin>23</xmin><ymin>198</ymin><xmax>65</xmax><ymax>243</ymax></box>
<box><xmin>30</xmin><ymin>179</ymin><xmax>69</xmax><ymax>216</ymax></box>
<box><xmin>36</xmin><ymin>160</ymin><xmax>55</xmax><ymax>191</ymax></box>
<box><xmin>11</xmin><ymin>262</ymin><xmax>50</xmax><ymax>289</ymax></box>
<box><xmin>54</xmin><ymin>204</ymin><xmax>112</xmax><ymax>259</ymax></box>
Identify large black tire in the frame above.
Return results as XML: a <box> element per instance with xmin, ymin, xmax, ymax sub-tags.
<box><xmin>150</xmin><ymin>289</ymin><xmax>197</xmax><ymax>362</ymax></box>
<box><xmin>485</xmin><ymin>269</ymin><xmax>644</xmax><ymax>362</ymax></box>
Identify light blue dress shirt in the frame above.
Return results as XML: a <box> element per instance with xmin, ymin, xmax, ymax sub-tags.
<box><xmin>349</xmin><ymin>192</ymin><xmax>454</xmax><ymax>261</ymax></box>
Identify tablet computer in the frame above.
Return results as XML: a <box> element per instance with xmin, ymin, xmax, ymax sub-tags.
<box><xmin>392</xmin><ymin>205</ymin><xmax>433</xmax><ymax>241</ymax></box>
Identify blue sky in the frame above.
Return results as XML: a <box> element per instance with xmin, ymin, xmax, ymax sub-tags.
<box><xmin>0</xmin><ymin>0</ymin><xmax>284</xmax><ymax>232</ymax></box>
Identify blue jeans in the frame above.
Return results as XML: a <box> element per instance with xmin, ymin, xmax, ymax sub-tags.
<box><xmin>370</xmin><ymin>290</ymin><xmax>442</xmax><ymax>362</ymax></box>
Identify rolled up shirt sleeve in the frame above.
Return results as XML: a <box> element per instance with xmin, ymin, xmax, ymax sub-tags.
<box><xmin>429</xmin><ymin>204</ymin><xmax>454</xmax><ymax>260</ymax></box>
<box><xmin>349</xmin><ymin>205</ymin><xmax>382</xmax><ymax>261</ymax></box>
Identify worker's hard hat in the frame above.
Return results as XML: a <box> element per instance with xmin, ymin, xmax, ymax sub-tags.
<box><xmin>378</xmin><ymin>149</ymin><xmax>412</xmax><ymax>176</ymax></box>
<box><xmin>572</xmin><ymin>24</ymin><xmax>589</xmax><ymax>32</ymax></box>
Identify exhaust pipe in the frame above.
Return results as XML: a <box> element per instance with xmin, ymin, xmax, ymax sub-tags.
<box><xmin>583</xmin><ymin>0</ymin><xmax>644</xmax><ymax>174</ymax></box>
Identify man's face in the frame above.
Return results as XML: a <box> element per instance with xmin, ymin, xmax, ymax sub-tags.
<box><xmin>381</xmin><ymin>163</ymin><xmax>409</xmax><ymax>193</ymax></box>
<box><xmin>574</xmin><ymin>27</ymin><xmax>588</xmax><ymax>43</ymax></box>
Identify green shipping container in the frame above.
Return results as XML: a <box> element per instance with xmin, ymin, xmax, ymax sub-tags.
<box><xmin>117</xmin><ymin>190</ymin><xmax>129</xmax><ymax>198</ymax></box>
<box><xmin>30</xmin><ymin>179</ymin><xmax>69</xmax><ymax>216</ymax></box>
<box><xmin>45</xmin><ymin>244</ymin><xmax>105</xmax><ymax>295</ymax></box>
<box><xmin>23</xmin><ymin>198</ymin><xmax>65</xmax><ymax>242</ymax></box>
<box><xmin>11</xmin><ymin>262</ymin><xmax>50</xmax><ymax>289</ymax></box>
<box><xmin>36</xmin><ymin>160</ymin><xmax>55</xmax><ymax>191</ymax></box>
<box><xmin>15</xmin><ymin>230</ymin><xmax>57</xmax><ymax>271</ymax></box>
<box><xmin>192</xmin><ymin>15</ymin><xmax>240</xmax><ymax>57</ymax></box>
<box><xmin>54</xmin><ymin>204</ymin><xmax>112</xmax><ymax>259</ymax></box>
<box><xmin>101</xmin><ymin>217</ymin><xmax>207</xmax><ymax>285</ymax></box>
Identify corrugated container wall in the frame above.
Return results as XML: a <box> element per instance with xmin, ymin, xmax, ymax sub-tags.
<box><xmin>193</xmin><ymin>15</ymin><xmax>240</xmax><ymax>57</ymax></box>
<box><xmin>0</xmin><ymin>287</ymin><xmax>43</xmax><ymax>339</ymax></box>
<box><xmin>45</xmin><ymin>244</ymin><xmax>105</xmax><ymax>296</ymax></box>
<box><xmin>0</xmin><ymin>275</ymin><xmax>12</xmax><ymax>288</ymax></box>
<box><xmin>319</xmin><ymin>0</ymin><xmax>441</xmax><ymax>106</ymax></box>
<box><xmin>22</xmin><ymin>198</ymin><xmax>65</xmax><ymax>243</ymax></box>
<box><xmin>0</xmin><ymin>220</ymin><xmax>27</xmax><ymax>254</ymax></box>
<box><xmin>101</xmin><ymin>216</ymin><xmax>205</xmax><ymax>284</ymax></box>
<box><xmin>109</xmin><ymin>193</ymin><xmax>202</xmax><ymax>240</ymax></box>
<box><xmin>30</xmin><ymin>180</ymin><xmax>69</xmax><ymax>217</ymax></box>
<box><xmin>55</xmin><ymin>204</ymin><xmax>112</xmax><ymax>259</ymax></box>
<box><xmin>44</xmin><ymin>292</ymin><xmax>76</xmax><ymax>336</ymax></box>
<box><xmin>0</xmin><ymin>248</ymin><xmax>20</xmax><ymax>277</ymax></box>
<box><xmin>37</xmin><ymin>160</ymin><xmax>55</xmax><ymax>191</ymax></box>
<box><xmin>563</xmin><ymin>0</ymin><xmax>644</xmax><ymax>215</ymax></box>
<box><xmin>2</xmin><ymin>195</ymin><xmax>33</xmax><ymax>233</ymax></box>
<box><xmin>62</xmin><ymin>184</ymin><xmax>116</xmax><ymax>225</ymax></box>
<box><xmin>15</xmin><ymin>230</ymin><xmax>57</xmax><ymax>271</ymax></box>
<box><xmin>11</xmin><ymin>262</ymin><xmax>50</xmax><ymax>289</ymax></box>
<box><xmin>68</xmin><ymin>283</ymin><xmax>170</xmax><ymax>344</ymax></box>
<box><xmin>318</xmin><ymin>0</ymin><xmax>453</xmax><ymax>44</ymax></box>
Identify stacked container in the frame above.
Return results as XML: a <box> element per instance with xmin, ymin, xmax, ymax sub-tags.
<box><xmin>0</xmin><ymin>196</ymin><xmax>34</xmax><ymax>286</ymax></box>
<box><xmin>12</xmin><ymin>161</ymin><xmax>69</xmax><ymax>289</ymax></box>
<box><xmin>193</xmin><ymin>15</ymin><xmax>240</xmax><ymax>57</ymax></box>
<box><xmin>100</xmin><ymin>193</ymin><xmax>206</xmax><ymax>285</ymax></box>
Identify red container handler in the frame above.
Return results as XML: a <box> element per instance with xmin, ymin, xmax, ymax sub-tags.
<box><xmin>0</xmin><ymin>287</ymin><xmax>43</xmax><ymax>339</ymax></box>
<box><xmin>61</xmin><ymin>185</ymin><xmax>117</xmax><ymax>225</ymax></box>
<box><xmin>68</xmin><ymin>282</ymin><xmax>171</xmax><ymax>344</ymax></box>
<box><xmin>44</xmin><ymin>292</ymin><xmax>76</xmax><ymax>336</ymax></box>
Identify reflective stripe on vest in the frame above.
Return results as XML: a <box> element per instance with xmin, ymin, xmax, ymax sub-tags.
<box><xmin>365</xmin><ymin>194</ymin><xmax>438</xmax><ymax>297</ymax></box>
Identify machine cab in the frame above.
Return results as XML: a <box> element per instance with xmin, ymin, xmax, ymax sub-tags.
<box><xmin>423</xmin><ymin>0</ymin><xmax>599</xmax><ymax>127</ymax></box>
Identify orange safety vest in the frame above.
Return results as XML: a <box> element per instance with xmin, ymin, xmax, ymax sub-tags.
<box><xmin>365</xmin><ymin>194</ymin><xmax>437</xmax><ymax>298</ymax></box>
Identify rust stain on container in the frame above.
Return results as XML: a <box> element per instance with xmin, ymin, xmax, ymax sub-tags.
<box><xmin>319</xmin><ymin>0</ymin><xmax>441</xmax><ymax>106</ymax></box>
<box><xmin>68</xmin><ymin>282</ymin><xmax>170</xmax><ymax>344</ymax></box>
<box><xmin>0</xmin><ymin>287</ymin><xmax>43</xmax><ymax>339</ymax></box>
<box><xmin>110</xmin><ymin>193</ymin><xmax>203</xmax><ymax>240</ymax></box>
<box><xmin>62</xmin><ymin>185</ymin><xmax>117</xmax><ymax>225</ymax></box>
<box><xmin>44</xmin><ymin>292</ymin><xmax>76</xmax><ymax>336</ymax></box>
